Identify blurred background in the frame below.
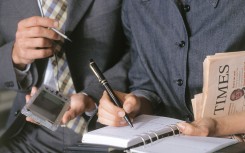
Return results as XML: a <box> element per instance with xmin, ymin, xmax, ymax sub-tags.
<box><xmin>0</xmin><ymin>90</ymin><xmax>16</xmax><ymax>135</ymax></box>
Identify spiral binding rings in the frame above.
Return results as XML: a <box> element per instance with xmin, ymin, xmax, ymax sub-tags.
<box><xmin>145</xmin><ymin>132</ymin><xmax>153</xmax><ymax>143</ymax></box>
<box><xmin>170</xmin><ymin>124</ymin><xmax>180</xmax><ymax>135</ymax></box>
<box><xmin>134</xmin><ymin>123</ymin><xmax>181</xmax><ymax>147</ymax></box>
<box><xmin>138</xmin><ymin>135</ymin><xmax>147</xmax><ymax>146</ymax></box>
<box><xmin>150</xmin><ymin>131</ymin><xmax>159</xmax><ymax>140</ymax></box>
<box><xmin>166</xmin><ymin>125</ymin><xmax>176</xmax><ymax>136</ymax></box>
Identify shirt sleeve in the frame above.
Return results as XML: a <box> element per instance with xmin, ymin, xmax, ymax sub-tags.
<box><xmin>14</xmin><ymin>64</ymin><xmax>33</xmax><ymax>89</ymax></box>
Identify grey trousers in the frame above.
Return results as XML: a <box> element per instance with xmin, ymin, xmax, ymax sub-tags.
<box><xmin>0</xmin><ymin>123</ymin><xmax>82</xmax><ymax>153</ymax></box>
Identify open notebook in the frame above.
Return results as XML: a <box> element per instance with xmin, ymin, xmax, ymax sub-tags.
<box><xmin>82</xmin><ymin>115</ymin><xmax>238</xmax><ymax>152</ymax></box>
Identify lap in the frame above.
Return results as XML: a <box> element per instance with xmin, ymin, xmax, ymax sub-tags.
<box><xmin>0</xmin><ymin>123</ymin><xmax>82</xmax><ymax>153</ymax></box>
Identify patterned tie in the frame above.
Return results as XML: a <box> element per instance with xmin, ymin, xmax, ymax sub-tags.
<box><xmin>41</xmin><ymin>0</ymin><xmax>87</xmax><ymax>134</ymax></box>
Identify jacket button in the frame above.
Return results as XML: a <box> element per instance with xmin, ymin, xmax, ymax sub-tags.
<box><xmin>176</xmin><ymin>79</ymin><xmax>183</xmax><ymax>86</ymax></box>
<box><xmin>178</xmin><ymin>41</ymin><xmax>185</xmax><ymax>48</ymax></box>
<box><xmin>184</xmin><ymin>5</ymin><xmax>190</xmax><ymax>12</ymax></box>
<box><xmin>15</xmin><ymin>110</ymin><xmax>20</xmax><ymax>116</ymax></box>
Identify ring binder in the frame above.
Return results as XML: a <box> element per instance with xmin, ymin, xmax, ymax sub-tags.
<box><xmin>138</xmin><ymin>135</ymin><xmax>146</xmax><ymax>146</ymax></box>
<box><xmin>81</xmin><ymin>115</ymin><xmax>238</xmax><ymax>153</ymax></box>
<box><xmin>166</xmin><ymin>125</ymin><xmax>176</xmax><ymax>135</ymax></box>
<box><xmin>145</xmin><ymin>132</ymin><xmax>153</xmax><ymax>143</ymax></box>
<box><xmin>170</xmin><ymin>124</ymin><xmax>181</xmax><ymax>135</ymax></box>
<box><xmin>149</xmin><ymin>131</ymin><xmax>159</xmax><ymax>140</ymax></box>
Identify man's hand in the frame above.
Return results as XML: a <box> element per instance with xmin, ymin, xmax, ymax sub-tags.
<box><xmin>12</xmin><ymin>16</ymin><xmax>61</xmax><ymax>70</ymax></box>
<box><xmin>62</xmin><ymin>93</ymin><xmax>96</xmax><ymax>124</ymax></box>
<box><xmin>25</xmin><ymin>87</ymin><xmax>96</xmax><ymax>125</ymax></box>
<box><xmin>25</xmin><ymin>87</ymin><xmax>38</xmax><ymax>124</ymax></box>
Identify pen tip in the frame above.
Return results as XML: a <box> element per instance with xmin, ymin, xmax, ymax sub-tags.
<box><xmin>129</xmin><ymin>122</ymin><xmax>134</xmax><ymax>128</ymax></box>
<box><xmin>67</xmin><ymin>38</ymin><xmax>72</xmax><ymax>42</ymax></box>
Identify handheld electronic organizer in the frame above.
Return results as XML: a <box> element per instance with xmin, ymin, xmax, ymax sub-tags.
<box><xmin>21</xmin><ymin>85</ymin><xmax>70</xmax><ymax>131</ymax></box>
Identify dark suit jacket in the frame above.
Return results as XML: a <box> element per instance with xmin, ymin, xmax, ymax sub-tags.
<box><xmin>0</xmin><ymin>0</ymin><xmax>129</xmax><ymax>138</ymax></box>
<box><xmin>122</xmin><ymin>0</ymin><xmax>245</xmax><ymax>121</ymax></box>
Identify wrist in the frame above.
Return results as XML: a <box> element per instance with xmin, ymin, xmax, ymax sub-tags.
<box><xmin>12</xmin><ymin>43</ymin><xmax>27</xmax><ymax>70</ymax></box>
<box><xmin>13</xmin><ymin>61</ymin><xmax>26</xmax><ymax>71</ymax></box>
<box><xmin>82</xmin><ymin>92</ymin><xmax>97</xmax><ymax>116</ymax></box>
<box><xmin>211</xmin><ymin>118</ymin><xmax>219</xmax><ymax>136</ymax></box>
<box><xmin>138</xmin><ymin>96</ymin><xmax>153</xmax><ymax>115</ymax></box>
<box><xmin>85</xmin><ymin>103</ymin><xmax>98</xmax><ymax>117</ymax></box>
<box><xmin>81</xmin><ymin>92</ymin><xmax>96</xmax><ymax>112</ymax></box>
<box><xmin>13</xmin><ymin>57</ymin><xmax>26</xmax><ymax>70</ymax></box>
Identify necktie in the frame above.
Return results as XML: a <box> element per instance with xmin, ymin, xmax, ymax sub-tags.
<box><xmin>41</xmin><ymin>0</ymin><xmax>87</xmax><ymax>135</ymax></box>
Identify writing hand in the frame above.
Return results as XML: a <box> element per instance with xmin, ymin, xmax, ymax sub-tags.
<box><xmin>98</xmin><ymin>91</ymin><xmax>140</xmax><ymax>127</ymax></box>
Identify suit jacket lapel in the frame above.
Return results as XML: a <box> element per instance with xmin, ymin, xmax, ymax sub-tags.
<box><xmin>66</xmin><ymin>0</ymin><xmax>94</xmax><ymax>33</ymax></box>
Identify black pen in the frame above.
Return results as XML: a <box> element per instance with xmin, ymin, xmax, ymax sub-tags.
<box><xmin>89</xmin><ymin>59</ymin><xmax>134</xmax><ymax>128</ymax></box>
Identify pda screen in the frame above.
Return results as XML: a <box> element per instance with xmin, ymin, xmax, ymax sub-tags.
<box><xmin>29</xmin><ymin>90</ymin><xmax>65</xmax><ymax>122</ymax></box>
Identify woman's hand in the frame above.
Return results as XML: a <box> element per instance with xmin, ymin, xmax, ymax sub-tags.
<box><xmin>177</xmin><ymin>118</ymin><xmax>217</xmax><ymax>136</ymax></box>
<box><xmin>97</xmin><ymin>91</ymin><xmax>141</xmax><ymax>127</ymax></box>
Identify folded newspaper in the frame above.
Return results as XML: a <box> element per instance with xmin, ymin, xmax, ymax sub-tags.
<box><xmin>192</xmin><ymin>51</ymin><xmax>245</xmax><ymax>120</ymax></box>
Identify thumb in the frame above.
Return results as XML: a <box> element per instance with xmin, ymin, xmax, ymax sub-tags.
<box><xmin>25</xmin><ymin>95</ymin><xmax>31</xmax><ymax>103</ymax></box>
<box><xmin>31</xmin><ymin>87</ymin><xmax>38</xmax><ymax>96</ymax></box>
<box><xmin>177</xmin><ymin>122</ymin><xmax>197</xmax><ymax>136</ymax></box>
<box><xmin>123</xmin><ymin>94</ymin><xmax>140</xmax><ymax>116</ymax></box>
<box><xmin>123</xmin><ymin>101</ymin><xmax>133</xmax><ymax>114</ymax></box>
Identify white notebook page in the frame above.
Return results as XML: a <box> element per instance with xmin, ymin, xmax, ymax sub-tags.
<box><xmin>82</xmin><ymin>115</ymin><xmax>181</xmax><ymax>148</ymax></box>
<box><xmin>130</xmin><ymin>135</ymin><xmax>238</xmax><ymax>153</ymax></box>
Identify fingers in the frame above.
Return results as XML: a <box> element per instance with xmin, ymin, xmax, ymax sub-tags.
<box><xmin>17</xmin><ymin>16</ymin><xmax>60</xmax><ymax>41</ymax></box>
<box><xmin>13</xmin><ymin>42</ymin><xmax>54</xmax><ymax>68</ymax></box>
<box><xmin>31</xmin><ymin>87</ymin><xmax>38</xmax><ymax>96</ymax></box>
<box><xmin>23</xmin><ymin>38</ymin><xmax>53</xmax><ymax>49</ymax></box>
<box><xmin>26</xmin><ymin>117</ymin><xmax>40</xmax><ymax>125</ymax></box>
<box><xmin>177</xmin><ymin>121</ymin><xmax>209</xmax><ymax>136</ymax></box>
<box><xmin>98</xmin><ymin>91</ymin><xmax>125</xmax><ymax>126</ymax></box>
<box><xmin>25</xmin><ymin>86</ymin><xmax>40</xmax><ymax>125</ymax></box>
<box><xmin>98</xmin><ymin>104</ymin><xmax>127</xmax><ymax>127</ymax></box>
<box><xmin>98</xmin><ymin>115</ymin><xmax>128</xmax><ymax>127</ymax></box>
<box><xmin>62</xmin><ymin>107</ymin><xmax>75</xmax><ymax>124</ymax></box>
<box><xmin>123</xmin><ymin>94</ymin><xmax>140</xmax><ymax>116</ymax></box>
<box><xmin>98</xmin><ymin>91</ymin><xmax>138</xmax><ymax>127</ymax></box>
<box><xmin>17</xmin><ymin>16</ymin><xmax>59</xmax><ymax>30</ymax></box>
<box><xmin>177</xmin><ymin>122</ymin><xmax>197</xmax><ymax>135</ymax></box>
<box><xmin>16</xmin><ymin>27</ymin><xmax>61</xmax><ymax>40</ymax></box>
<box><xmin>13</xmin><ymin>16</ymin><xmax>61</xmax><ymax>68</ymax></box>
<box><xmin>61</xmin><ymin>94</ymin><xmax>84</xmax><ymax>124</ymax></box>
<box><xmin>61</xmin><ymin>93</ymin><xmax>96</xmax><ymax>124</ymax></box>
<box><xmin>25</xmin><ymin>86</ymin><xmax>38</xmax><ymax>102</ymax></box>
<box><xmin>25</xmin><ymin>95</ymin><xmax>31</xmax><ymax>102</ymax></box>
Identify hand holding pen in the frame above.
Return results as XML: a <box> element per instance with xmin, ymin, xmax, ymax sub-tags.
<box><xmin>12</xmin><ymin>16</ymin><xmax>62</xmax><ymax>70</ymax></box>
<box><xmin>89</xmin><ymin>59</ymin><xmax>134</xmax><ymax>127</ymax></box>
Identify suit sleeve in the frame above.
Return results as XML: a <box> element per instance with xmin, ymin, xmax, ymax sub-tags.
<box><xmin>79</xmin><ymin>0</ymin><xmax>130</xmax><ymax>103</ymax></box>
<box><xmin>120</xmin><ymin>0</ymin><xmax>162</xmax><ymax>111</ymax></box>
<box><xmin>82</xmin><ymin>52</ymin><xmax>131</xmax><ymax>103</ymax></box>
<box><xmin>0</xmin><ymin>39</ymin><xmax>37</xmax><ymax>92</ymax></box>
